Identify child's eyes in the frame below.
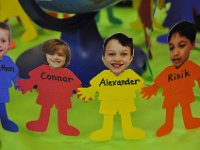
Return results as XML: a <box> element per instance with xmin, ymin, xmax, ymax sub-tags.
<box><xmin>48</xmin><ymin>53</ymin><xmax>65</xmax><ymax>56</ymax></box>
<box><xmin>107</xmin><ymin>53</ymin><xmax>115</xmax><ymax>56</ymax></box>
<box><xmin>0</xmin><ymin>39</ymin><xmax>7</xmax><ymax>43</ymax></box>
<box><xmin>57</xmin><ymin>53</ymin><xmax>65</xmax><ymax>56</ymax></box>
<box><xmin>179</xmin><ymin>44</ymin><xmax>186</xmax><ymax>48</ymax></box>
<box><xmin>169</xmin><ymin>46</ymin><xmax>174</xmax><ymax>51</ymax></box>
<box><xmin>121</xmin><ymin>53</ymin><xmax>128</xmax><ymax>56</ymax></box>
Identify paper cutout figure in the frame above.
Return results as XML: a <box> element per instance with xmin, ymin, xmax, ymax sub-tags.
<box><xmin>0</xmin><ymin>22</ymin><xmax>19</xmax><ymax>132</ymax></box>
<box><xmin>131</xmin><ymin>0</ymin><xmax>166</xmax><ymax>60</ymax></box>
<box><xmin>78</xmin><ymin>33</ymin><xmax>145</xmax><ymax>141</ymax></box>
<box><xmin>0</xmin><ymin>0</ymin><xmax>38</xmax><ymax>42</ymax></box>
<box><xmin>17</xmin><ymin>39</ymin><xmax>82</xmax><ymax>136</ymax></box>
<box><xmin>142</xmin><ymin>21</ymin><xmax>200</xmax><ymax>137</ymax></box>
<box><xmin>131</xmin><ymin>0</ymin><xmax>166</xmax><ymax>30</ymax></box>
<box><xmin>96</xmin><ymin>7</ymin><xmax>122</xmax><ymax>25</ymax></box>
<box><xmin>157</xmin><ymin>0</ymin><xmax>200</xmax><ymax>43</ymax></box>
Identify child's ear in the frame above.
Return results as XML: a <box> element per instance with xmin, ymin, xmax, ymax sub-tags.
<box><xmin>130</xmin><ymin>55</ymin><xmax>134</xmax><ymax>61</ymax></box>
<box><xmin>102</xmin><ymin>56</ymin><xmax>105</xmax><ymax>63</ymax></box>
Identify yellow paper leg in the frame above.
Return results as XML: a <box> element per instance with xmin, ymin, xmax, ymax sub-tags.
<box><xmin>17</xmin><ymin>4</ymin><xmax>38</xmax><ymax>42</ymax></box>
<box><xmin>90</xmin><ymin>115</ymin><xmax>113</xmax><ymax>141</ymax></box>
<box><xmin>151</xmin><ymin>0</ymin><xmax>167</xmax><ymax>31</ymax></box>
<box><xmin>0</xmin><ymin>0</ymin><xmax>38</xmax><ymax>42</ymax></box>
<box><xmin>121</xmin><ymin>113</ymin><xmax>145</xmax><ymax>140</ymax></box>
<box><xmin>130</xmin><ymin>0</ymin><xmax>143</xmax><ymax>29</ymax></box>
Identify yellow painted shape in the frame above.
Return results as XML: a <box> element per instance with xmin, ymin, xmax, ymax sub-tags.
<box><xmin>0</xmin><ymin>0</ymin><xmax>38</xmax><ymax>42</ymax></box>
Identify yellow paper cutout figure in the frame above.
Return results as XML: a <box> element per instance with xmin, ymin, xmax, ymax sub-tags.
<box><xmin>78</xmin><ymin>33</ymin><xmax>145</xmax><ymax>141</ymax></box>
<box><xmin>0</xmin><ymin>0</ymin><xmax>38</xmax><ymax>42</ymax></box>
<box><xmin>131</xmin><ymin>0</ymin><xmax>166</xmax><ymax>30</ymax></box>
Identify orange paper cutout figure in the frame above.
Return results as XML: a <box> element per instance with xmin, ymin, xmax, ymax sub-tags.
<box><xmin>78</xmin><ymin>33</ymin><xmax>145</xmax><ymax>141</ymax></box>
<box><xmin>17</xmin><ymin>39</ymin><xmax>82</xmax><ymax>136</ymax></box>
<box><xmin>142</xmin><ymin>21</ymin><xmax>200</xmax><ymax>137</ymax></box>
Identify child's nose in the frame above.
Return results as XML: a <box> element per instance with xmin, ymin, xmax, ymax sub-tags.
<box><xmin>52</xmin><ymin>55</ymin><xmax>59</xmax><ymax>59</ymax></box>
<box><xmin>173</xmin><ymin>48</ymin><xmax>179</xmax><ymax>56</ymax></box>
<box><xmin>114</xmin><ymin>54</ymin><xmax>121</xmax><ymax>61</ymax></box>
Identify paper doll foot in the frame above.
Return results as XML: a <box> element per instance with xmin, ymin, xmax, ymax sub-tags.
<box><xmin>26</xmin><ymin>120</ymin><xmax>47</xmax><ymax>132</ymax></box>
<box><xmin>59</xmin><ymin>125</ymin><xmax>80</xmax><ymax>136</ymax></box>
<box><xmin>185</xmin><ymin>118</ymin><xmax>200</xmax><ymax>129</ymax></box>
<box><xmin>1</xmin><ymin>118</ymin><xmax>19</xmax><ymax>132</ymax></box>
<box><xmin>21</xmin><ymin>31</ymin><xmax>37</xmax><ymax>42</ymax></box>
<box><xmin>109</xmin><ymin>17</ymin><xmax>122</xmax><ymax>25</ymax></box>
<box><xmin>156</xmin><ymin>123</ymin><xmax>173</xmax><ymax>137</ymax></box>
<box><xmin>123</xmin><ymin>128</ymin><xmax>145</xmax><ymax>140</ymax></box>
<box><xmin>130</xmin><ymin>20</ymin><xmax>143</xmax><ymax>29</ymax></box>
<box><xmin>90</xmin><ymin>129</ymin><xmax>112</xmax><ymax>141</ymax></box>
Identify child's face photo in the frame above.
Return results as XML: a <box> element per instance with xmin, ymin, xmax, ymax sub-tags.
<box><xmin>46</xmin><ymin>47</ymin><xmax>66</xmax><ymax>70</ymax></box>
<box><xmin>0</xmin><ymin>28</ymin><xmax>10</xmax><ymax>59</ymax></box>
<box><xmin>169</xmin><ymin>33</ymin><xmax>194</xmax><ymax>68</ymax></box>
<box><xmin>102</xmin><ymin>39</ymin><xmax>133</xmax><ymax>75</ymax></box>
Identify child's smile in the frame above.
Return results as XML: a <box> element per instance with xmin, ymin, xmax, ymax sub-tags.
<box><xmin>111</xmin><ymin>62</ymin><xmax>124</xmax><ymax>69</ymax></box>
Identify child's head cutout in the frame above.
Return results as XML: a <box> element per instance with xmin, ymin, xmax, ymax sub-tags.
<box><xmin>168</xmin><ymin>21</ymin><xmax>196</xmax><ymax>69</ymax></box>
<box><xmin>102</xmin><ymin>33</ymin><xmax>134</xmax><ymax>75</ymax></box>
<box><xmin>0</xmin><ymin>22</ymin><xmax>11</xmax><ymax>60</ymax></box>
<box><xmin>42</xmin><ymin>39</ymin><xmax>71</xmax><ymax>70</ymax></box>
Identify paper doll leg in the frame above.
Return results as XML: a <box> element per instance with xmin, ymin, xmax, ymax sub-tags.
<box><xmin>0</xmin><ymin>103</ymin><xmax>19</xmax><ymax>132</ymax></box>
<box><xmin>57</xmin><ymin>109</ymin><xmax>80</xmax><ymax>136</ymax></box>
<box><xmin>181</xmin><ymin>104</ymin><xmax>200</xmax><ymax>129</ymax></box>
<box><xmin>90</xmin><ymin>114</ymin><xmax>113</xmax><ymax>141</ymax></box>
<box><xmin>156</xmin><ymin>107</ymin><xmax>175</xmax><ymax>137</ymax></box>
<box><xmin>107</xmin><ymin>7</ymin><xmax>122</xmax><ymax>24</ymax></box>
<box><xmin>130</xmin><ymin>0</ymin><xmax>143</xmax><ymax>29</ymax></box>
<box><xmin>121</xmin><ymin>113</ymin><xmax>145</xmax><ymax>140</ymax></box>
<box><xmin>26</xmin><ymin>106</ymin><xmax>50</xmax><ymax>132</ymax></box>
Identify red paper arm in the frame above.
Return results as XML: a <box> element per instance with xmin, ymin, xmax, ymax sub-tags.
<box><xmin>141</xmin><ymin>83</ymin><xmax>159</xmax><ymax>100</ymax></box>
<box><xmin>16</xmin><ymin>78</ymin><xmax>36</xmax><ymax>94</ymax></box>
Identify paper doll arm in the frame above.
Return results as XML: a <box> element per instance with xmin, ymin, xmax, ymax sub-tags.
<box><xmin>158</xmin><ymin>0</ymin><xmax>165</xmax><ymax>9</ymax></box>
<box><xmin>12</xmin><ymin>74</ymin><xmax>19</xmax><ymax>90</ymax></box>
<box><xmin>16</xmin><ymin>78</ymin><xmax>36</xmax><ymax>94</ymax></box>
<box><xmin>141</xmin><ymin>83</ymin><xmax>159</xmax><ymax>100</ymax></box>
<box><xmin>197</xmin><ymin>78</ymin><xmax>200</xmax><ymax>88</ymax></box>
<box><xmin>77</xmin><ymin>87</ymin><xmax>96</xmax><ymax>101</ymax></box>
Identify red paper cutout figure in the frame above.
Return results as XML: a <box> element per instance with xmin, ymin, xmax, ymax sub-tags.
<box><xmin>142</xmin><ymin>21</ymin><xmax>200</xmax><ymax>137</ymax></box>
<box><xmin>17</xmin><ymin>39</ymin><xmax>82</xmax><ymax>136</ymax></box>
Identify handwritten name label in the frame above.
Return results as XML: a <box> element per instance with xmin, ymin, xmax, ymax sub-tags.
<box><xmin>99</xmin><ymin>78</ymin><xmax>140</xmax><ymax>87</ymax></box>
<box><xmin>168</xmin><ymin>69</ymin><xmax>190</xmax><ymax>82</ymax></box>
<box><xmin>40</xmin><ymin>72</ymin><xmax>74</xmax><ymax>82</ymax></box>
<box><xmin>0</xmin><ymin>64</ymin><xmax>14</xmax><ymax>72</ymax></box>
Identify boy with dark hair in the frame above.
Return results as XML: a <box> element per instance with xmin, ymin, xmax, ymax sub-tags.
<box><xmin>142</xmin><ymin>21</ymin><xmax>200</xmax><ymax>137</ymax></box>
<box><xmin>78</xmin><ymin>33</ymin><xmax>145</xmax><ymax>141</ymax></box>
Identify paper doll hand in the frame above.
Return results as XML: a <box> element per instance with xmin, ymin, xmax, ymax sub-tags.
<box><xmin>141</xmin><ymin>84</ymin><xmax>159</xmax><ymax>100</ymax></box>
<box><xmin>158</xmin><ymin>0</ymin><xmax>165</xmax><ymax>9</ymax></box>
<box><xmin>197</xmin><ymin>78</ymin><xmax>200</xmax><ymax>88</ymax></box>
<box><xmin>16</xmin><ymin>79</ymin><xmax>34</xmax><ymax>94</ymax></box>
<box><xmin>12</xmin><ymin>75</ymin><xmax>20</xmax><ymax>90</ymax></box>
<box><xmin>77</xmin><ymin>87</ymin><xmax>95</xmax><ymax>102</ymax></box>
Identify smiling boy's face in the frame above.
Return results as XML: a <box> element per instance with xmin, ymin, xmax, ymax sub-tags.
<box><xmin>169</xmin><ymin>33</ymin><xmax>194</xmax><ymax>69</ymax></box>
<box><xmin>102</xmin><ymin>39</ymin><xmax>133</xmax><ymax>76</ymax></box>
<box><xmin>46</xmin><ymin>46</ymin><xmax>67</xmax><ymax>70</ymax></box>
<box><xmin>0</xmin><ymin>28</ymin><xmax>10</xmax><ymax>60</ymax></box>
